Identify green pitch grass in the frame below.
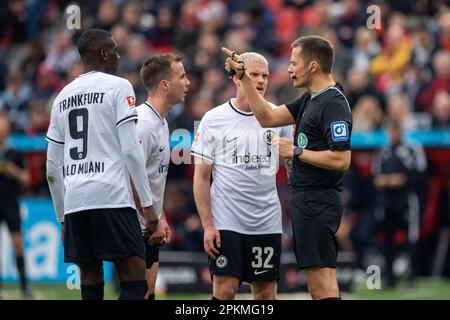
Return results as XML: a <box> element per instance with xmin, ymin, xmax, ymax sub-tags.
<box><xmin>1</xmin><ymin>278</ymin><xmax>450</xmax><ymax>300</ymax></box>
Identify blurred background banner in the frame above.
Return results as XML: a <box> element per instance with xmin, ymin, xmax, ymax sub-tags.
<box><xmin>0</xmin><ymin>199</ymin><xmax>113</xmax><ymax>284</ymax></box>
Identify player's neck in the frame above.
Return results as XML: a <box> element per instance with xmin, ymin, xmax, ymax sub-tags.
<box><xmin>146</xmin><ymin>96</ymin><xmax>170</xmax><ymax>118</ymax></box>
<box><xmin>83</xmin><ymin>64</ymin><xmax>107</xmax><ymax>74</ymax></box>
<box><xmin>307</xmin><ymin>74</ymin><xmax>335</xmax><ymax>94</ymax></box>
<box><xmin>233</xmin><ymin>96</ymin><xmax>252</xmax><ymax>113</ymax></box>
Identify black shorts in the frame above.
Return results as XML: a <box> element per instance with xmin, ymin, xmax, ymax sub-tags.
<box><xmin>144</xmin><ymin>238</ymin><xmax>160</xmax><ymax>269</ymax></box>
<box><xmin>290</xmin><ymin>188</ymin><xmax>343</xmax><ymax>269</ymax></box>
<box><xmin>209</xmin><ymin>230</ymin><xmax>281</xmax><ymax>285</ymax></box>
<box><xmin>64</xmin><ymin>207</ymin><xmax>145</xmax><ymax>263</ymax></box>
<box><xmin>0</xmin><ymin>201</ymin><xmax>21</xmax><ymax>232</ymax></box>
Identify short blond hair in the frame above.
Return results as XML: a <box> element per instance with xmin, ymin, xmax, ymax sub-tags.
<box><xmin>240</xmin><ymin>52</ymin><xmax>268</xmax><ymax>67</ymax></box>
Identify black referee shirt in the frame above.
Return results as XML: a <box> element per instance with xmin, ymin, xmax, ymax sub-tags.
<box><xmin>0</xmin><ymin>147</ymin><xmax>25</xmax><ymax>202</ymax></box>
<box><xmin>286</xmin><ymin>83</ymin><xmax>352</xmax><ymax>191</ymax></box>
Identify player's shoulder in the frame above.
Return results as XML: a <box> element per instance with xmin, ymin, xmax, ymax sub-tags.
<box><xmin>199</xmin><ymin>101</ymin><xmax>229</xmax><ymax>124</ymax></box>
<box><xmin>98</xmin><ymin>72</ymin><xmax>132</xmax><ymax>88</ymax></box>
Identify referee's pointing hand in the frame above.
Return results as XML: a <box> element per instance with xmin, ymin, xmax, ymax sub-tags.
<box><xmin>222</xmin><ymin>47</ymin><xmax>246</xmax><ymax>79</ymax></box>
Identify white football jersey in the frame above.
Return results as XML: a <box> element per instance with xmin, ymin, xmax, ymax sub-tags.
<box><xmin>46</xmin><ymin>71</ymin><xmax>139</xmax><ymax>215</ymax></box>
<box><xmin>135</xmin><ymin>102</ymin><xmax>170</xmax><ymax>229</ymax></box>
<box><xmin>191</xmin><ymin>99</ymin><xmax>293</xmax><ymax>234</ymax></box>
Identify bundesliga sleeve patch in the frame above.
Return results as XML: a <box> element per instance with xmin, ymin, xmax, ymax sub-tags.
<box><xmin>127</xmin><ymin>96</ymin><xmax>135</xmax><ymax>107</ymax></box>
<box><xmin>331</xmin><ymin>121</ymin><xmax>349</xmax><ymax>142</ymax></box>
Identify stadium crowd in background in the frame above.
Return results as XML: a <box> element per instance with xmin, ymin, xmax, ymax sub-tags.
<box><xmin>0</xmin><ymin>0</ymin><xmax>450</xmax><ymax>283</ymax></box>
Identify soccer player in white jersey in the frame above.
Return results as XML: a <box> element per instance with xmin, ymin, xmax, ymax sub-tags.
<box><xmin>192</xmin><ymin>52</ymin><xmax>293</xmax><ymax>300</ymax></box>
<box><xmin>134</xmin><ymin>53</ymin><xmax>190</xmax><ymax>300</ymax></box>
<box><xmin>45</xmin><ymin>29</ymin><xmax>158</xmax><ymax>300</ymax></box>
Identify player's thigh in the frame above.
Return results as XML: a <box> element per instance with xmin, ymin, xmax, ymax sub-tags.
<box><xmin>251</xmin><ymin>281</ymin><xmax>277</xmax><ymax>300</ymax></box>
<box><xmin>76</xmin><ymin>261</ymin><xmax>104</xmax><ymax>285</ymax></box>
<box><xmin>244</xmin><ymin>233</ymin><xmax>282</xmax><ymax>284</ymax></box>
<box><xmin>212</xmin><ymin>274</ymin><xmax>240</xmax><ymax>298</ymax></box>
<box><xmin>2</xmin><ymin>204</ymin><xmax>22</xmax><ymax>234</ymax></box>
<box><xmin>113</xmin><ymin>256</ymin><xmax>146</xmax><ymax>282</ymax></box>
<box><xmin>92</xmin><ymin>208</ymin><xmax>145</xmax><ymax>262</ymax></box>
<box><xmin>209</xmin><ymin>230</ymin><xmax>244</xmax><ymax>283</ymax></box>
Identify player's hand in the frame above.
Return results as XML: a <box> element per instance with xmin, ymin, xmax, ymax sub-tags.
<box><xmin>150</xmin><ymin>217</ymin><xmax>170</xmax><ymax>246</ymax></box>
<box><xmin>203</xmin><ymin>224</ymin><xmax>221</xmax><ymax>260</ymax></box>
<box><xmin>273</xmin><ymin>137</ymin><xmax>295</xmax><ymax>158</ymax></box>
<box><xmin>142</xmin><ymin>206</ymin><xmax>159</xmax><ymax>237</ymax></box>
<box><xmin>222</xmin><ymin>47</ymin><xmax>246</xmax><ymax>79</ymax></box>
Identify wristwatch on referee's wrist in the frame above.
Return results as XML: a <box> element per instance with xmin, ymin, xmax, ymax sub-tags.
<box><xmin>293</xmin><ymin>146</ymin><xmax>303</xmax><ymax>158</ymax></box>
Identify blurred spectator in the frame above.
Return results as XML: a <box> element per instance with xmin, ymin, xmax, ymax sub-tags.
<box><xmin>386</xmin><ymin>93</ymin><xmax>420</xmax><ymax>131</ymax></box>
<box><xmin>18</xmin><ymin>40</ymin><xmax>46</xmax><ymax>83</ymax></box>
<box><xmin>296</xmin><ymin>0</ymin><xmax>332</xmax><ymax>33</ymax></box>
<box><xmin>198</xmin><ymin>0</ymin><xmax>228</xmax><ymax>34</ymax></box>
<box><xmin>120</xmin><ymin>33</ymin><xmax>151</xmax><ymax>73</ymax></box>
<box><xmin>416</xmin><ymin>50</ymin><xmax>450</xmax><ymax>113</ymax></box>
<box><xmin>111</xmin><ymin>24</ymin><xmax>129</xmax><ymax>53</ymax></box>
<box><xmin>436</xmin><ymin>10</ymin><xmax>450</xmax><ymax>52</ymax></box>
<box><xmin>26</xmin><ymin>99</ymin><xmax>49</xmax><ymax>135</ymax></box>
<box><xmin>44</xmin><ymin>32</ymin><xmax>79</xmax><ymax>77</ymax></box>
<box><xmin>373</xmin><ymin>119</ymin><xmax>427</xmax><ymax>287</ymax></box>
<box><xmin>0</xmin><ymin>72</ymin><xmax>31</xmax><ymax>133</ymax></box>
<box><xmin>370</xmin><ymin>24</ymin><xmax>413</xmax><ymax>94</ymax></box>
<box><xmin>193</xmin><ymin>31</ymin><xmax>222</xmax><ymax>71</ymax></box>
<box><xmin>92</xmin><ymin>0</ymin><xmax>119</xmax><ymax>31</ymax></box>
<box><xmin>352</xmin><ymin>95</ymin><xmax>383</xmax><ymax>132</ymax></box>
<box><xmin>0</xmin><ymin>0</ymin><xmax>28</xmax><ymax>46</ymax></box>
<box><xmin>346</xmin><ymin>67</ymin><xmax>385</xmax><ymax>111</ymax></box>
<box><xmin>431</xmin><ymin>90</ymin><xmax>450</xmax><ymax>129</ymax></box>
<box><xmin>121</xmin><ymin>0</ymin><xmax>150</xmax><ymax>37</ymax></box>
<box><xmin>173</xmin><ymin>0</ymin><xmax>200</xmax><ymax>57</ymax></box>
<box><xmin>333</xmin><ymin>0</ymin><xmax>367</xmax><ymax>48</ymax></box>
<box><xmin>32</xmin><ymin>63</ymin><xmax>60</xmax><ymax>102</ymax></box>
<box><xmin>352</xmin><ymin>27</ymin><xmax>381</xmax><ymax>72</ymax></box>
<box><xmin>322</xmin><ymin>28</ymin><xmax>353</xmax><ymax>81</ymax></box>
<box><xmin>148</xmin><ymin>5</ymin><xmax>175</xmax><ymax>52</ymax></box>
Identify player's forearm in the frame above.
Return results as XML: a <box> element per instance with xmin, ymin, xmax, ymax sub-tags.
<box><xmin>46</xmin><ymin>143</ymin><xmax>65</xmax><ymax>223</ymax></box>
<box><xmin>193</xmin><ymin>176</ymin><xmax>214</xmax><ymax>228</ymax></box>
<box><xmin>118</xmin><ymin>121</ymin><xmax>153</xmax><ymax>208</ymax></box>
<box><xmin>6</xmin><ymin>162</ymin><xmax>31</xmax><ymax>187</ymax></box>
<box><xmin>239</xmin><ymin>74</ymin><xmax>274</xmax><ymax>127</ymax></box>
<box><xmin>299</xmin><ymin>149</ymin><xmax>351</xmax><ymax>171</ymax></box>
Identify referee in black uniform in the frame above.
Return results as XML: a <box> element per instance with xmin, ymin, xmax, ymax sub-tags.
<box><xmin>223</xmin><ymin>35</ymin><xmax>352</xmax><ymax>300</ymax></box>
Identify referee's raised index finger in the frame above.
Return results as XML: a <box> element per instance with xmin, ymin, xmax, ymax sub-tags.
<box><xmin>221</xmin><ymin>47</ymin><xmax>234</xmax><ymax>58</ymax></box>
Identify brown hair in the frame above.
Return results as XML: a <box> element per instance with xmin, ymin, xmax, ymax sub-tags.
<box><xmin>140</xmin><ymin>53</ymin><xmax>183</xmax><ymax>92</ymax></box>
<box><xmin>291</xmin><ymin>35</ymin><xmax>334</xmax><ymax>74</ymax></box>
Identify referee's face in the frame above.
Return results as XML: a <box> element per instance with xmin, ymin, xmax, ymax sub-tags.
<box><xmin>288</xmin><ymin>47</ymin><xmax>309</xmax><ymax>88</ymax></box>
<box><xmin>243</xmin><ymin>61</ymin><xmax>269</xmax><ymax>96</ymax></box>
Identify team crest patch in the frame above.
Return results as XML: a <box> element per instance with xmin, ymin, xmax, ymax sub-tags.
<box><xmin>263</xmin><ymin>129</ymin><xmax>275</xmax><ymax>145</ymax></box>
<box><xmin>297</xmin><ymin>132</ymin><xmax>308</xmax><ymax>148</ymax></box>
<box><xmin>127</xmin><ymin>96</ymin><xmax>135</xmax><ymax>107</ymax></box>
<box><xmin>216</xmin><ymin>255</ymin><xmax>228</xmax><ymax>268</ymax></box>
<box><xmin>331</xmin><ymin>121</ymin><xmax>349</xmax><ymax>142</ymax></box>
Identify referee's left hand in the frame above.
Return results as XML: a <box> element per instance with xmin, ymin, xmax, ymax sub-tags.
<box><xmin>273</xmin><ymin>137</ymin><xmax>295</xmax><ymax>158</ymax></box>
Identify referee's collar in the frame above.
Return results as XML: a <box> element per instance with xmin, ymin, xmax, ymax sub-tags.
<box><xmin>228</xmin><ymin>99</ymin><xmax>253</xmax><ymax>116</ymax></box>
<box><xmin>310</xmin><ymin>82</ymin><xmax>343</xmax><ymax>100</ymax></box>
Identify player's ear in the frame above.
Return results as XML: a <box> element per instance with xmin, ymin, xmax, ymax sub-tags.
<box><xmin>100</xmin><ymin>49</ymin><xmax>107</xmax><ymax>61</ymax></box>
<box><xmin>311</xmin><ymin>61</ymin><xmax>318</xmax><ymax>74</ymax></box>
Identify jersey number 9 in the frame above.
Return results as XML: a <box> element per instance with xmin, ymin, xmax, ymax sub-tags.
<box><xmin>68</xmin><ymin>108</ymin><xmax>89</xmax><ymax>160</ymax></box>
